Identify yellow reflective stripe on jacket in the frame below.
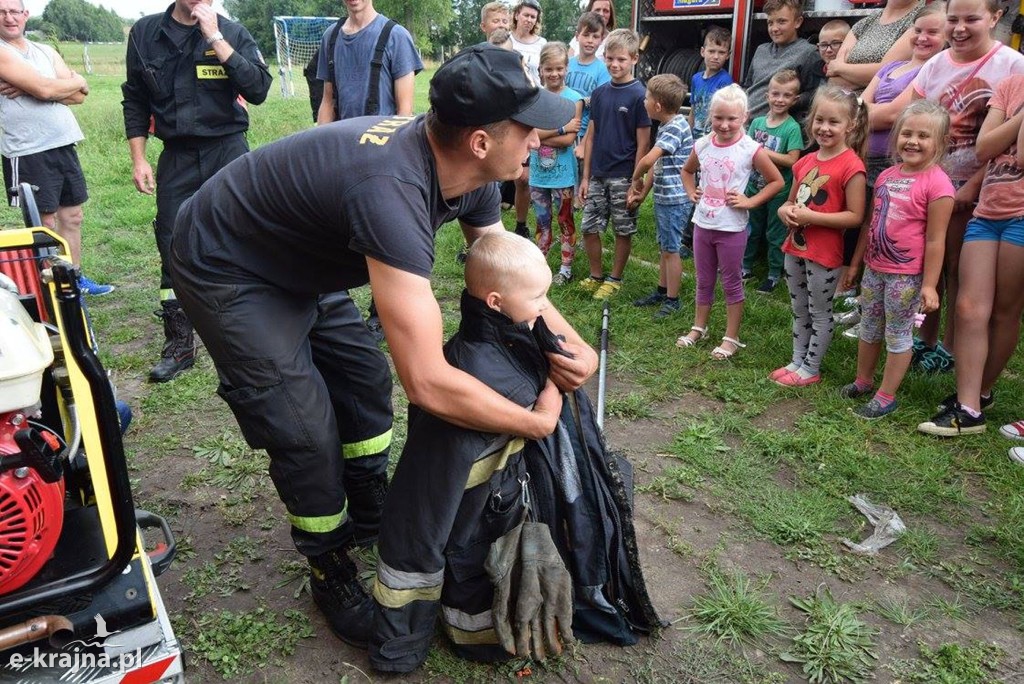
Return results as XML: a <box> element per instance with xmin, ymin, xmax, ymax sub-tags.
<box><xmin>373</xmin><ymin>560</ymin><xmax>444</xmax><ymax>609</ymax></box>
<box><xmin>443</xmin><ymin>623</ymin><xmax>500</xmax><ymax>646</ymax></box>
<box><xmin>342</xmin><ymin>428</ymin><xmax>393</xmax><ymax>458</ymax></box>
<box><xmin>465</xmin><ymin>437</ymin><xmax>524</xmax><ymax>490</ymax></box>
<box><xmin>373</xmin><ymin>579</ymin><xmax>442</xmax><ymax>609</ymax></box>
<box><xmin>286</xmin><ymin>510</ymin><xmax>344</xmax><ymax>533</ymax></box>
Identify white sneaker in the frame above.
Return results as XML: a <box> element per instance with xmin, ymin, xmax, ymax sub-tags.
<box><xmin>1009</xmin><ymin>447</ymin><xmax>1024</xmax><ymax>465</ymax></box>
<box><xmin>842</xmin><ymin>323</ymin><xmax>860</xmax><ymax>339</ymax></box>
<box><xmin>999</xmin><ymin>420</ymin><xmax>1024</xmax><ymax>441</ymax></box>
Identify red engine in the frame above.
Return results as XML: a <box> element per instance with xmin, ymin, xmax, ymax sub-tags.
<box><xmin>0</xmin><ymin>412</ymin><xmax>65</xmax><ymax>596</ymax></box>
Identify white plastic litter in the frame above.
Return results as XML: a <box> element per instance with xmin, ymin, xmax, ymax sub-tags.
<box><xmin>841</xmin><ymin>494</ymin><xmax>906</xmax><ymax>556</ymax></box>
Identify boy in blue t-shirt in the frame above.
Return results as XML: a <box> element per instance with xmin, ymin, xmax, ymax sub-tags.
<box><xmin>627</xmin><ymin>74</ymin><xmax>694</xmax><ymax>318</ymax></box>
<box><xmin>688</xmin><ymin>26</ymin><xmax>733</xmax><ymax>140</ymax></box>
<box><xmin>578</xmin><ymin>29</ymin><xmax>651</xmax><ymax>300</ymax></box>
<box><xmin>565</xmin><ymin>12</ymin><xmax>611</xmax><ymax>158</ymax></box>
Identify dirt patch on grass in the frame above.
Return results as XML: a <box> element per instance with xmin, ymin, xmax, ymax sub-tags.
<box><xmin>117</xmin><ymin>367</ymin><xmax>1024</xmax><ymax>683</ymax></box>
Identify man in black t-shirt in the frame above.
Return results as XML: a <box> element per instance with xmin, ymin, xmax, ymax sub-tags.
<box><xmin>169</xmin><ymin>45</ymin><xmax>597</xmax><ymax>649</ymax></box>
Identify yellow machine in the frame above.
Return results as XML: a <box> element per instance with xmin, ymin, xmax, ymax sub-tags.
<box><xmin>0</xmin><ymin>186</ymin><xmax>183</xmax><ymax>683</ymax></box>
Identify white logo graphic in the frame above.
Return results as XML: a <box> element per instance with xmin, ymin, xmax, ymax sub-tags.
<box><xmin>4</xmin><ymin>614</ymin><xmax>143</xmax><ymax>675</ymax></box>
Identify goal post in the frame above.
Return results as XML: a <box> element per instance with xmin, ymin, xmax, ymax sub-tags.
<box><xmin>272</xmin><ymin>16</ymin><xmax>339</xmax><ymax>98</ymax></box>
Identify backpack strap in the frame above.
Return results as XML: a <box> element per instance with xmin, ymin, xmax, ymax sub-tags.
<box><xmin>325</xmin><ymin>20</ymin><xmax>343</xmax><ymax>115</ymax></box>
<box><xmin>364</xmin><ymin>19</ymin><xmax>396</xmax><ymax>116</ymax></box>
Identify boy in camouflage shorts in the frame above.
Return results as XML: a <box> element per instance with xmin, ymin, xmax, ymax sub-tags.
<box><xmin>577</xmin><ymin>29</ymin><xmax>651</xmax><ymax>299</ymax></box>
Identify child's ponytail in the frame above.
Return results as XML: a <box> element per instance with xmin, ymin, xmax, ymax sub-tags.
<box><xmin>848</xmin><ymin>95</ymin><xmax>870</xmax><ymax>161</ymax></box>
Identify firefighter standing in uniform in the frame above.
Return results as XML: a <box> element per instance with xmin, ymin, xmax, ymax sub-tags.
<box><xmin>121</xmin><ymin>0</ymin><xmax>271</xmax><ymax>383</ymax></box>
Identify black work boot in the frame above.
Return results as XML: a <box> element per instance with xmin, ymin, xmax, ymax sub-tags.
<box><xmin>309</xmin><ymin>547</ymin><xmax>376</xmax><ymax>647</ymax></box>
<box><xmin>148</xmin><ymin>300</ymin><xmax>196</xmax><ymax>383</ymax></box>
<box><xmin>346</xmin><ymin>473</ymin><xmax>389</xmax><ymax>549</ymax></box>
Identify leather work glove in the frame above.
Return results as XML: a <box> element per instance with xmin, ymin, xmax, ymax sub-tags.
<box><xmin>484</xmin><ymin>520</ymin><xmax>523</xmax><ymax>656</ymax></box>
<box><xmin>514</xmin><ymin>521</ymin><xmax>574</xmax><ymax>660</ymax></box>
<box><xmin>485</xmin><ymin>520</ymin><xmax>574</xmax><ymax>660</ymax></box>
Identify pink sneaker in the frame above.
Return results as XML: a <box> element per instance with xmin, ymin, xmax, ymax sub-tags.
<box><xmin>775</xmin><ymin>372</ymin><xmax>821</xmax><ymax>387</ymax></box>
<box><xmin>769</xmin><ymin>366</ymin><xmax>793</xmax><ymax>381</ymax></box>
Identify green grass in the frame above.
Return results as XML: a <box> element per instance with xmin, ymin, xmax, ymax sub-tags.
<box><xmin>20</xmin><ymin>43</ymin><xmax>1024</xmax><ymax>682</ymax></box>
<box><xmin>686</xmin><ymin>570</ymin><xmax>789</xmax><ymax>645</ymax></box>
<box><xmin>781</xmin><ymin>586</ymin><xmax>878</xmax><ymax>684</ymax></box>
<box><xmin>887</xmin><ymin>641</ymin><xmax>1003</xmax><ymax>684</ymax></box>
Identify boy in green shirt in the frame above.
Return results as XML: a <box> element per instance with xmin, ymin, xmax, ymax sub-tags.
<box><xmin>741</xmin><ymin>69</ymin><xmax>804</xmax><ymax>293</ymax></box>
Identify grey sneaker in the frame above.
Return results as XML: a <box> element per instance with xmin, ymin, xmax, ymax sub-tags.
<box><xmin>634</xmin><ymin>289</ymin><xmax>666</xmax><ymax>307</ymax></box>
<box><xmin>553</xmin><ymin>271</ymin><xmax>572</xmax><ymax>286</ymax></box>
<box><xmin>654</xmin><ymin>298</ymin><xmax>681</xmax><ymax>319</ymax></box>
<box><xmin>842</xmin><ymin>323</ymin><xmax>861</xmax><ymax>339</ymax></box>
<box><xmin>853</xmin><ymin>397</ymin><xmax>897</xmax><ymax>420</ymax></box>
<box><xmin>839</xmin><ymin>382</ymin><xmax>873</xmax><ymax>399</ymax></box>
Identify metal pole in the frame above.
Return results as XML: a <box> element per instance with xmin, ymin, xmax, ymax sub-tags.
<box><xmin>596</xmin><ymin>301</ymin><xmax>610</xmax><ymax>431</ymax></box>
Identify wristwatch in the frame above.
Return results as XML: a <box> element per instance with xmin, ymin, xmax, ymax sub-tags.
<box><xmin>207</xmin><ymin>31</ymin><xmax>224</xmax><ymax>45</ymax></box>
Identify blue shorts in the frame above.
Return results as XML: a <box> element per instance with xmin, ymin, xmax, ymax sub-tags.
<box><xmin>963</xmin><ymin>215</ymin><xmax>1024</xmax><ymax>247</ymax></box>
<box><xmin>654</xmin><ymin>202</ymin><xmax>689</xmax><ymax>253</ymax></box>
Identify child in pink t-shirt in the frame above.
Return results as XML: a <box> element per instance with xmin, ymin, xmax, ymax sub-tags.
<box><xmin>841</xmin><ymin>101</ymin><xmax>954</xmax><ymax>420</ymax></box>
<box><xmin>918</xmin><ymin>73</ymin><xmax>1024</xmax><ymax>437</ymax></box>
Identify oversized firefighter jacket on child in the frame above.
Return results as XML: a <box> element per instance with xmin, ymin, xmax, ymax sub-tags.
<box><xmin>369</xmin><ymin>291</ymin><xmax>660</xmax><ymax>673</ymax></box>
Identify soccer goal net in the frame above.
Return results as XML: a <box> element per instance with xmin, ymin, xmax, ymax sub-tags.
<box><xmin>273</xmin><ymin>16</ymin><xmax>339</xmax><ymax>97</ymax></box>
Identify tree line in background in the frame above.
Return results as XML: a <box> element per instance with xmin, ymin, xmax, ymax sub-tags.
<box><xmin>27</xmin><ymin>0</ymin><xmax>127</xmax><ymax>42</ymax></box>
<box><xmin>24</xmin><ymin>0</ymin><xmax>631</xmax><ymax>59</ymax></box>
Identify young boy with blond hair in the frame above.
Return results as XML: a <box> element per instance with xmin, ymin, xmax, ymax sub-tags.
<box><xmin>579</xmin><ymin>28</ymin><xmax>651</xmax><ymax>299</ymax></box>
<box><xmin>741</xmin><ymin>69</ymin><xmax>804</xmax><ymax>293</ymax></box>
<box><xmin>742</xmin><ymin>0</ymin><xmax>823</xmax><ymax>120</ymax></box>
<box><xmin>628</xmin><ymin>74</ymin><xmax>694</xmax><ymax>318</ymax></box>
<box><xmin>480</xmin><ymin>2</ymin><xmax>510</xmax><ymax>36</ymax></box>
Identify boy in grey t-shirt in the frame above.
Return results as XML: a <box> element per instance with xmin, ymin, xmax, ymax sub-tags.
<box><xmin>741</xmin><ymin>0</ymin><xmax>823</xmax><ymax>120</ymax></box>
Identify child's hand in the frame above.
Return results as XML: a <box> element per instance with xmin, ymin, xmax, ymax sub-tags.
<box><xmin>788</xmin><ymin>205</ymin><xmax>812</xmax><ymax>226</ymax></box>
<box><xmin>564</xmin><ymin>118</ymin><xmax>581</xmax><ymax>135</ymax></box>
<box><xmin>577</xmin><ymin>179</ymin><xmax>589</xmax><ymax>203</ymax></box>
<box><xmin>920</xmin><ymin>286</ymin><xmax>939</xmax><ymax>313</ymax></box>
<box><xmin>574</xmin><ymin>145</ymin><xmax>585</xmax><ymax>160</ymax></box>
<box><xmin>726</xmin><ymin>191</ymin><xmax>751</xmax><ymax>209</ymax></box>
<box><xmin>841</xmin><ymin>267</ymin><xmax>860</xmax><ymax>292</ymax></box>
<box><xmin>626</xmin><ymin>187</ymin><xmax>643</xmax><ymax>210</ymax></box>
<box><xmin>626</xmin><ymin>189</ymin><xmax>638</xmax><ymax>210</ymax></box>
<box><xmin>779</xmin><ymin>204</ymin><xmax>799</xmax><ymax>228</ymax></box>
<box><xmin>690</xmin><ymin>187</ymin><xmax>703</xmax><ymax>204</ymax></box>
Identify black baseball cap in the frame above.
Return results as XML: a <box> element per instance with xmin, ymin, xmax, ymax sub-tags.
<box><xmin>429</xmin><ymin>44</ymin><xmax>575</xmax><ymax>130</ymax></box>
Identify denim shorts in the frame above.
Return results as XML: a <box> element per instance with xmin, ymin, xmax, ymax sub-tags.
<box><xmin>654</xmin><ymin>202</ymin><xmax>689</xmax><ymax>253</ymax></box>
<box><xmin>963</xmin><ymin>215</ymin><xmax>1024</xmax><ymax>247</ymax></box>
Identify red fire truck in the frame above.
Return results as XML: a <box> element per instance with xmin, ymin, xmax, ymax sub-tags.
<box><xmin>632</xmin><ymin>0</ymin><xmax>884</xmax><ymax>85</ymax></box>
